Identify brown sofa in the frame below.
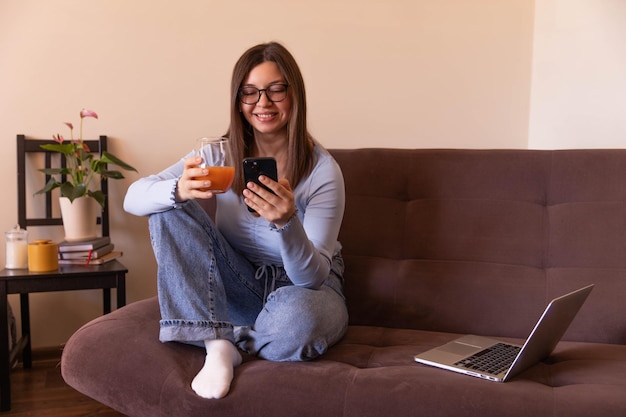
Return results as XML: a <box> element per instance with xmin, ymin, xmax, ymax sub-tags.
<box><xmin>61</xmin><ymin>148</ymin><xmax>626</xmax><ymax>417</ymax></box>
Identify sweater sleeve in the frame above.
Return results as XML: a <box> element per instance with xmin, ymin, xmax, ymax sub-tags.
<box><xmin>273</xmin><ymin>153</ymin><xmax>345</xmax><ymax>289</ymax></box>
<box><xmin>123</xmin><ymin>156</ymin><xmax>188</xmax><ymax>216</ymax></box>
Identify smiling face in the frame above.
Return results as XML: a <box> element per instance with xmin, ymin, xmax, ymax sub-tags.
<box><xmin>239</xmin><ymin>61</ymin><xmax>292</xmax><ymax>142</ymax></box>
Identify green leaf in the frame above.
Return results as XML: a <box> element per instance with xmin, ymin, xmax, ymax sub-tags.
<box><xmin>100</xmin><ymin>169</ymin><xmax>126</xmax><ymax>179</ymax></box>
<box><xmin>33</xmin><ymin>177</ymin><xmax>61</xmax><ymax>195</ymax></box>
<box><xmin>100</xmin><ymin>152</ymin><xmax>137</xmax><ymax>172</ymax></box>
<box><xmin>40</xmin><ymin>143</ymin><xmax>78</xmax><ymax>156</ymax></box>
<box><xmin>60</xmin><ymin>182</ymin><xmax>87</xmax><ymax>201</ymax></box>
<box><xmin>87</xmin><ymin>190</ymin><xmax>106</xmax><ymax>209</ymax></box>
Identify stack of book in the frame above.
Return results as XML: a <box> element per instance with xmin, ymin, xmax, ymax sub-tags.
<box><xmin>58</xmin><ymin>236</ymin><xmax>123</xmax><ymax>265</ymax></box>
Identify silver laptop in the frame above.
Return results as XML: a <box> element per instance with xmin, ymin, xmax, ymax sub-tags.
<box><xmin>414</xmin><ymin>284</ymin><xmax>594</xmax><ymax>382</ymax></box>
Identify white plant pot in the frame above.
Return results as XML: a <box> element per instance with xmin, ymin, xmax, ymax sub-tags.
<box><xmin>59</xmin><ymin>196</ymin><xmax>100</xmax><ymax>241</ymax></box>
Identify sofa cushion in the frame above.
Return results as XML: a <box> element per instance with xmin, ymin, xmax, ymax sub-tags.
<box><xmin>62</xmin><ymin>296</ymin><xmax>626</xmax><ymax>417</ymax></box>
<box><xmin>331</xmin><ymin>149</ymin><xmax>626</xmax><ymax>344</ymax></box>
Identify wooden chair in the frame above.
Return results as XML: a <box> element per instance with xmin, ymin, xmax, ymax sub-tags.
<box><xmin>0</xmin><ymin>134</ymin><xmax>128</xmax><ymax>411</ymax></box>
<box><xmin>17</xmin><ymin>134</ymin><xmax>110</xmax><ymax>234</ymax></box>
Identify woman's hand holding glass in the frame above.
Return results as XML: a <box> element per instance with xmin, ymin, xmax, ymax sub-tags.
<box><xmin>175</xmin><ymin>155</ymin><xmax>214</xmax><ymax>201</ymax></box>
<box><xmin>176</xmin><ymin>137</ymin><xmax>235</xmax><ymax>201</ymax></box>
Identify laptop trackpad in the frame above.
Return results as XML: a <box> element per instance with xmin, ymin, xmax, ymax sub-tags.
<box><xmin>438</xmin><ymin>341</ymin><xmax>482</xmax><ymax>356</ymax></box>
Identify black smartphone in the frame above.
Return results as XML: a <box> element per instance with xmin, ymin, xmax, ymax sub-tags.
<box><xmin>243</xmin><ymin>157</ymin><xmax>278</xmax><ymax>212</ymax></box>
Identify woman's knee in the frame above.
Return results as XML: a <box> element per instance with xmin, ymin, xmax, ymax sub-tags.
<box><xmin>254</xmin><ymin>286</ymin><xmax>348</xmax><ymax>361</ymax></box>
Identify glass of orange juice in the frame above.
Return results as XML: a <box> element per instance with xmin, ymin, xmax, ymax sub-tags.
<box><xmin>195</xmin><ymin>137</ymin><xmax>235</xmax><ymax>193</ymax></box>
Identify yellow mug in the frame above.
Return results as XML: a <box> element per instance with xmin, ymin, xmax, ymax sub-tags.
<box><xmin>28</xmin><ymin>239</ymin><xmax>59</xmax><ymax>272</ymax></box>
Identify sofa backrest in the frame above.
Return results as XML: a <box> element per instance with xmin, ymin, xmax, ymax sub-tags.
<box><xmin>330</xmin><ymin>148</ymin><xmax>626</xmax><ymax>345</ymax></box>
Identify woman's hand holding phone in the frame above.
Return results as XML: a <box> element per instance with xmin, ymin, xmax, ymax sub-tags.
<box><xmin>243</xmin><ymin>157</ymin><xmax>296</xmax><ymax>227</ymax></box>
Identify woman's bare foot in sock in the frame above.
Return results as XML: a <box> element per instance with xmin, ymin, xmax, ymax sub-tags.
<box><xmin>191</xmin><ymin>339</ymin><xmax>242</xmax><ymax>399</ymax></box>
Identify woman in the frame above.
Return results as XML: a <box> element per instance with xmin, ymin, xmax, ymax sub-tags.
<box><xmin>123</xmin><ymin>42</ymin><xmax>348</xmax><ymax>399</ymax></box>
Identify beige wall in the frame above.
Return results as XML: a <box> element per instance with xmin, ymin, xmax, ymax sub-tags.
<box><xmin>529</xmin><ymin>0</ymin><xmax>626</xmax><ymax>148</ymax></box>
<box><xmin>0</xmin><ymin>0</ymin><xmax>621</xmax><ymax>348</ymax></box>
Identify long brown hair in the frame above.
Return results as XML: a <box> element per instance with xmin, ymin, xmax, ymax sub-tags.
<box><xmin>226</xmin><ymin>42</ymin><xmax>315</xmax><ymax>194</ymax></box>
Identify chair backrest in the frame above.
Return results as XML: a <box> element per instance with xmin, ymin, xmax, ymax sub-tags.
<box><xmin>16</xmin><ymin>134</ymin><xmax>110</xmax><ymax>236</ymax></box>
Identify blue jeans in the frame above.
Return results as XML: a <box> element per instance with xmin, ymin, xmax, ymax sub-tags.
<box><xmin>148</xmin><ymin>200</ymin><xmax>349</xmax><ymax>361</ymax></box>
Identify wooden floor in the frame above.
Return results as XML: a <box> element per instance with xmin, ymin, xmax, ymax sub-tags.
<box><xmin>4</xmin><ymin>348</ymin><xmax>127</xmax><ymax>416</ymax></box>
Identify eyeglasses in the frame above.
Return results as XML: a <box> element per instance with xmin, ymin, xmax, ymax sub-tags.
<box><xmin>238</xmin><ymin>84</ymin><xmax>289</xmax><ymax>104</ymax></box>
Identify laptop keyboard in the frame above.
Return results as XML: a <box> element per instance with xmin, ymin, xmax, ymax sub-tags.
<box><xmin>453</xmin><ymin>343</ymin><xmax>521</xmax><ymax>375</ymax></box>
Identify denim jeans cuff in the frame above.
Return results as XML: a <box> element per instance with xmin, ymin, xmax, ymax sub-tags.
<box><xmin>159</xmin><ymin>320</ymin><xmax>235</xmax><ymax>343</ymax></box>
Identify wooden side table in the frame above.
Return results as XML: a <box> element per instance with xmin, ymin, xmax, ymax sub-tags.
<box><xmin>0</xmin><ymin>260</ymin><xmax>127</xmax><ymax>411</ymax></box>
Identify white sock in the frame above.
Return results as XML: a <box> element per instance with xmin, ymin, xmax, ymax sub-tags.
<box><xmin>191</xmin><ymin>339</ymin><xmax>242</xmax><ymax>399</ymax></box>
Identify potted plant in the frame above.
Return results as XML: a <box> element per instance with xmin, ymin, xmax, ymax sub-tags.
<box><xmin>35</xmin><ymin>109</ymin><xmax>137</xmax><ymax>240</ymax></box>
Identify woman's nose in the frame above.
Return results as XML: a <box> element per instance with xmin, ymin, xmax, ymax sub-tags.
<box><xmin>257</xmin><ymin>90</ymin><xmax>273</xmax><ymax>106</ymax></box>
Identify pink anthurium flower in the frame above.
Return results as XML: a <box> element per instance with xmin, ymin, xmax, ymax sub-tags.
<box><xmin>52</xmin><ymin>134</ymin><xmax>64</xmax><ymax>143</ymax></box>
<box><xmin>64</xmin><ymin>122</ymin><xmax>73</xmax><ymax>130</ymax></box>
<box><xmin>80</xmin><ymin>109</ymin><xmax>98</xmax><ymax>119</ymax></box>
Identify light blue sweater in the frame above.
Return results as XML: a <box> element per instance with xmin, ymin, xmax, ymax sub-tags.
<box><xmin>123</xmin><ymin>143</ymin><xmax>345</xmax><ymax>289</ymax></box>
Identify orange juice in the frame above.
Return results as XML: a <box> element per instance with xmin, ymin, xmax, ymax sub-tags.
<box><xmin>196</xmin><ymin>166</ymin><xmax>235</xmax><ymax>193</ymax></box>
